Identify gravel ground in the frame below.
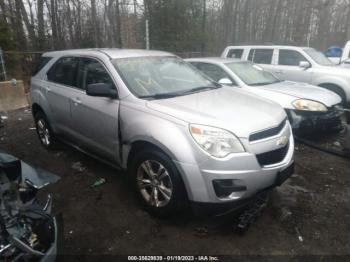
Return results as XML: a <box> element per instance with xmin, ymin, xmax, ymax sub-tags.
<box><xmin>1</xmin><ymin>108</ymin><xmax>350</xmax><ymax>261</ymax></box>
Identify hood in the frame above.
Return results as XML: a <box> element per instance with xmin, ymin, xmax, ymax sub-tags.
<box><xmin>257</xmin><ymin>81</ymin><xmax>341</xmax><ymax>107</ymax></box>
<box><xmin>146</xmin><ymin>87</ymin><xmax>286</xmax><ymax>138</ymax></box>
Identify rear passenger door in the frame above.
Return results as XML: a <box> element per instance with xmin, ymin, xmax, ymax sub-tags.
<box><xmin>70</xmin><ymin>57</ymin><xmax>120</xmax><ymax>162</ymax></box>
<box><xmin>46</xmin><ymin>57</ymin><xmax>79</xmax><ymax>135</ymax></box>
<box><xmin>247</xmin><ymin>48</ymin><xmax>276</xmax><ymax>72</ymax></box>
<box><xmin>275</xmin><ymin>49</ymin><xmax>312</xmax><ymax>82</ymax></box>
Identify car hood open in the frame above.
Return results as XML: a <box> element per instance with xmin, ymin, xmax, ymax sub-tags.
<box><xmin>146</xmin><ymin>87</ymin><xmax>287</xmax><ymax>138</ymax></box>
<box><xmin>257</xmin><ymin>81</ymin><xmax>342</xmax><ymax>107</ymax></box>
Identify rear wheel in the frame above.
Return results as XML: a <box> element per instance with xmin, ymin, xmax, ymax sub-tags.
<box><xmin>34</xmin><ymin>111</ymin><xmax>57</xmax><ymax>150</ymax></box>
<box><xmin>130</xmin><ymin>148</ymin><xmax>187</xmax><ymax>217</ymax></box>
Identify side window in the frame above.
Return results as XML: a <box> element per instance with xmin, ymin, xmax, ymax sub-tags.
<box><xmin>279</xmin><ymin>50</ymin><xmax>308</xmax><ymax>66</ymax></box>
<box><xmin>77</xmin><ymin>58</ymin><xmax>115</xmax><ymax>90</ymax></box>
<box><xmin>32</xmin><ymin>56</ymin><xmax>52</xmax><ymax>76</ymax></box>
<box><xmin>194</xmin><ymin>63</ymin><xmax>235</xmax><ymax>84</ymax></box>
<box><xmin>227</xmin><ymin>49</ymin><xmax>243</xmax><ymax>59</ymax></box>
<box><xmin>47</xmin><ymin>57</ymin><xmax>79</xmax><ymax>86</ymax></box>
<box><xmin>248</xmin><ymin>49</ymin><xmax>273</xmax><ymax>64</ymax></box>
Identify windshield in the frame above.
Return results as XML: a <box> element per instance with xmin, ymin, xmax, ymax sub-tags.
<box><xmin>225</xmin><ymin>62</ymin><xmax>280</xmax><ymax>86</ymax></box>
<box><xmin>112</xmin><ymin>56</ymin><xmax>217</xmax><ymax>99</ymax></box>
<box><xmin>303</xmin><ymin>48</ymin><xmax>334</xmax><ymax>66</ymax></box>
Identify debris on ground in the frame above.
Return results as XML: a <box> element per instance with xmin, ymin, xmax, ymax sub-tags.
<box><xmin>194</xmin><ymin>227</ymin><xmax>209</xmax><ymax>237</ymax></box>
<box><xmin>280</xmin><ymin>207</ymin><xmax>293</xmax><ymax>222</ymax></box>
<box><xmin>90</xmin><ymin>178</ymin><xmax>106</xmax><ymax>188</ymax></box>
<box><xmin>333</xmin><ymin>141</ymin><xmax>341</xmax><ymax>147</ymax></box>
<box><xmin>55</xmin><ymin>151</ymin><xmax>64</xmax><ymax>158</ymax></box>
<box><xmin>0</xmin><ymin>152</ymin><xmax>60</xmax><ymax>261</ymax></box>
<box><xmin>71</xmin><ymin>161</ymin><xmax>86</xmax><ymax>172</ymax></box>
<box><xmin>235</xmin><ymin>194</ymin><xmax>269</xmax><ymax>234</ymax></box>
<box><xmin>295</xmin><ymin>227</ymin><xmax>304</xmax><ymax>242</ymax></box>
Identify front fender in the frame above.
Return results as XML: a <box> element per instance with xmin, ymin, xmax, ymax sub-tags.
<box><xmin>120</xmin><ymin>108</ymin><xmax>208</xmax><ymax>169</ymax></box>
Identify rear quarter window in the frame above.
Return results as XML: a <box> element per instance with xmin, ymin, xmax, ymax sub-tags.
<box><xmin>47</xmin><ymin>57</ymin><xmax>79</xmax><ymax>87</ymax></box>
<box><xmin>227</xmin><ymin>49</ymin><xmax>244</xmax><ymax>59</ymax></box>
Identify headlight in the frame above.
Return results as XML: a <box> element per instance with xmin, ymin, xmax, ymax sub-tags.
<box><xmin>292</xmin><ymin>99</ymin><xmax>327</xmax><ymax>112</ymax></box>
<box><xmin>189</xmin><ymin>124</ymin><xmax>245</xmax><ymax>158</ymax></box>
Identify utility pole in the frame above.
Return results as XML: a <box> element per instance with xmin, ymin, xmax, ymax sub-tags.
<box><xmin>145</xmin><ymin>19</ymin><xmax>150</xmax><ymax>50</ymax></box>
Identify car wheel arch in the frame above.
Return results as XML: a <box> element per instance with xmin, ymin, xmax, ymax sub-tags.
<box><xmin>32</xmin><ymin>103</ymin><xmax>45</xmax><ymax>117</ymax></box>
<box><xmin>125</xmin><ymin>140</ymin><xmax>192</xmax><ymax>201</ymax></box>
<box><xmin>126</xmin><ymin>140</ymin><xmax>177</xmax><ymax>172</ymax></box>
<box><xmin>318</xmin><ymin>83</ymin><xmax>347</xmax><ymax>103</ymax></box>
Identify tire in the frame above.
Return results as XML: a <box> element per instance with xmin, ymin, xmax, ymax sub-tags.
<box><xmin>34</xmin><ymin>111</ymin><xmax>57</xmax><ymax>150</ymax></box>
<box><xmin>130</xmin><ymin>148</ymin><xmax>187</xmax><ymax>217</ymax></box>
<box><xmin>319</xmin><ymin>84</ymin><xmax>347</xmax><ymax>105</ymax></box>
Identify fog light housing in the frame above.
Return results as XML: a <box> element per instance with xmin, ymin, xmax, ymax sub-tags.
<box><xmin>212</xmin><ymin>179</ymin><xmax>247</xmax><ymax>198</ymax></box>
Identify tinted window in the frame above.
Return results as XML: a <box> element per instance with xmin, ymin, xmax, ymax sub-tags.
<box><xmin>227</xmin><ymin>49</ymin><xmax>243</xmax><ymax>59</ymax></box>
<box><xmin>77</xmin><ymin>58</ymin><xmax>115</xmax><ymax>90</ymax></box>
<box><xmin>47</xmin><ymin>57</ymin><xmax>79</xmax><ymax>86</ymax></box>
<box><xmin>32</xmin><ymin>56</ymin><xmax>52</xmax><ymax>76</ymax></box>
<box><xmin>279</xmin><ymin>50</ymin><xmax>308</xmax><ymax>66</ymax></box>
<box><xmin>248</xmin><ymin>49</ymin><xmax>273</xmax><ymax>64</ymax></box>
<box><xmin>193</xmin><ymin>62</ymin><xmax>232</xmax><ymax>83</ymax></box>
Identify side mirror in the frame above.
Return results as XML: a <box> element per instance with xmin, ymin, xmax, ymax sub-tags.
<box><xmin>218</xmin><ymin>78</ymin><xmax>233</xmax><ymax>86</ymax></box>
<box><xmin>299</xmin><ymin>61</ymin><xmax>311</xmax><ymax>69</ymax></box>
<box><xmin>86</xmin><ymin>83</ymin><xmax>118</xmax><ymax>99</ymax></box>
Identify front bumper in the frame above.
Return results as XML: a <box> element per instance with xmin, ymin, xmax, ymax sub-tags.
<box><xmin>192</xmin><ymin>162</ymin><xmax>294</xmax><ymax>215</ymax></box>
<box><xmin>174</xmin><ymin>123</ymin><xmax>294</xmax><ymax>210</ymax></box>
<box><xmin>286</xmin><ymin>108</ymin><xmax>343</xmax><ymax>134</ymax></box>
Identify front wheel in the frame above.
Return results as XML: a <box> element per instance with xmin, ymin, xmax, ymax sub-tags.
<box><xmin>34</xmin><ymin>111</ymin><xmax>57</xmax><ymax>150</ymax></box>
<box><xmin>130</xmin><ymin>149</ymin><xmax>187</xmax><ymax>217</ymax></box>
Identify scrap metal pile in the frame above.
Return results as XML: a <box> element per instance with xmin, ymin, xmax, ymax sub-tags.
<box><xmin>0</xmin><ymin>152</ymin><xmax>60</xmax><ymax>261</ymax></box>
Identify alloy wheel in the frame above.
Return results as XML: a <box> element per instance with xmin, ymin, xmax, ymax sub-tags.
<box><xmin>37</xmin><ymin>119</ymin><xmax>51</xmax><ymax>146</ymax></box>
<box><xmin>137</xmin><ymin>160</ymin><xmax>173</xmax><ymax>208</ymax></box>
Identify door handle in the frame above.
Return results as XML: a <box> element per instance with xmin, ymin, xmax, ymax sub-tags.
<box><xmin>72</xmin><ymin>98</ymin><xmax>82</xmax><ymax>106</ymax></box>
<box><xmin>275</xmin><ymin>70</ymin><xmax>284</xmax><ymax>74</ymax></box>
<box><xmin>44</xmin><ymin>86</ymin><xmax>51</xmax><ymax>93</ymax></box>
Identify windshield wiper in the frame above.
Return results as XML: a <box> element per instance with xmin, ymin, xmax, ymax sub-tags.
<box><xmin>139</xmin><ymin>85</ymin><xmax>221</xmax><ymax>100</ymax></box>
<box><xmin>184</xmin><ymin>85</ymin><xmax>221</xmax><ymax>94</ymax></box>
<box><xmin>139</xmin><ymin>92</ymin><xmax>184</xmax><ymax>99</ymax></box>
<box><xmin>250</xmin><ymin>81</ymin><xmax>280</xmax><ymax>86</ymax></box>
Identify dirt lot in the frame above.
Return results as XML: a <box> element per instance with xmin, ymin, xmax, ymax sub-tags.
<box><xmin>1</xmin><ymin>109</ymin><xmax>350</xmax><ymax>261</ymax></box>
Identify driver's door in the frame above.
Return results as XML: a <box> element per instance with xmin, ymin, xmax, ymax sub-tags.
<box><xmin>274</xmin><ymin>49</ymin><xmax>313</xmax><ymax>83</ymax></box>
<box><xmin>70</xmin><ymin>57</ymin><xmax>120</xmax><ymax>162</ymax></box>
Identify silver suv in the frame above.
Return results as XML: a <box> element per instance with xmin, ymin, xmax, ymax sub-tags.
<box><xmin>31</xmin><ymin>49</ymin><xmax>294</xmax><ymax>216</ymax></box>
<box><xmin>222</xmin><ymin>45</ymin><xmax>350</xmax><ymax>105</ymax></box>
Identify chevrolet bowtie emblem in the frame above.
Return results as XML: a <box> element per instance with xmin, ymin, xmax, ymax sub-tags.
<box><xmin>276</xmin><ymin>136</ymin><xmax>289</xmax><ymax>146</ymax></box>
